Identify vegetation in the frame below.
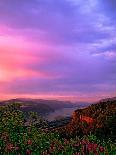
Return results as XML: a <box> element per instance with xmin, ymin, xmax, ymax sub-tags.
<box><xmin>0</xmin><ymin>100</ymin><xmax>116</xmax><ymax>154</ymax></box>
<box><xmin>75</xmin><ymin>100</ymin><xmax>116</xmax><ymax>141</ymax></box>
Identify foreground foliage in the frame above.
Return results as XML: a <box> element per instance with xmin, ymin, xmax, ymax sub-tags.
<box><xmin>0</xmin><ymin>103</ymin><xmax>116</xmax><ymax>155</ymax></box>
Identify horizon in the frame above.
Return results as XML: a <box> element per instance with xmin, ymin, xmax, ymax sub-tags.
<box><xmin>0</xmin><ymin>95</ymin><xmax>116</xmax><ymax>103</ymax></box>
<box><xmin>0</xmin><ymin>0</ymin><xmax>116</xmax><ymax>101</ymax></box>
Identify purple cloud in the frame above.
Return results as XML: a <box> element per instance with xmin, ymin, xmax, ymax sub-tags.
<box><xmin>0</xmin><ymin>0</ymin><xmax>116</xmax><ymax>101</ymax></box>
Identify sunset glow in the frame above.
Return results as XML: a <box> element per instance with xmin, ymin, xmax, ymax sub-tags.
<box><xmin>0</xmin><ymin>0</ymin><xmax>116</xmax><ymax>102</ymax></box>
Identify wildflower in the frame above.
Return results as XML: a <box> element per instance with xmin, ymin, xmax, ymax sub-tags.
<box><xmin>5</xmin><ymin>143</ymin><xmax>14</xmax><ymax>151</ymax></box>
<box><xmin>27</xmin><ymin>139</ymin><xmax>32</xmax><ymax>145</ymax></box>
<box><xmin>88</xmin><ymin>143</ymin><xmax>93</xmax><ymax>152</ymax></box>
<box><xmin>26</xmin><ymin>149</ymin><xmax>31</xmax><ymax>155</ymax></box>
<box><xmin>81</xmin><ymin>140</ymin><xmax>89</xmax><ymax>145</ymax></box>
<box><xmin>93</xmin><ymin>143</ymin><xmax>98</xmax><ymax>153</ymax></box>
<box><xmin>93</xmin><ymin>143</ymin><xmax>98</xmax><ymax>149</ymax></box>
<box><xmin>99</xmin><ymin>146</ymin><xmax>105</xmax><ymax>152</ymax></box>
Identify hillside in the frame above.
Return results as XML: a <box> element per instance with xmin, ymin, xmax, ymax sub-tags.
<box><xmin>75</xmin><ymin>97</ymin><xmax>116</xmax><ymax>119</ymax></box>
<box><xmin>56</xmin><ymin>97</ymin><xmax>116</xmax><ymax>141</ymax></box>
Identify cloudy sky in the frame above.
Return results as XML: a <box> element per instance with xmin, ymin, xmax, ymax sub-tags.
<box><xmin>0</xmin><ymin>0</ymin><xmax>116</xmax><ymax>102</ymax></box>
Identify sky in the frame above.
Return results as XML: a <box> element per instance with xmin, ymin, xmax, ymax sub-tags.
<box><xmin>0</xmin><ymin>0</ymin><xmax>116</xmax><ymax>102</ymax></box>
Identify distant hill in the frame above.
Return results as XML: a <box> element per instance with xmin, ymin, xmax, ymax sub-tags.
<box><xmin>0</xmin><ymin>98</ymin><xmax>84</xmax><ymax>116</ymax></box>
<box><xmin>0</xmin><ymin>98</ymin><xmax>54</xmax><ymax>115</ymax></box>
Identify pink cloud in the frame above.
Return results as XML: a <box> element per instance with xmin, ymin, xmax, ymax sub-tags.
<box><xmin>0</xmin><ymin>0</ymin><xmax>115</xmax><ymax>103</ymax></box>
<box><xmin>0</xmin><ymin>30</ymin><xmax>55</xmax><ymax>83</ymax></box>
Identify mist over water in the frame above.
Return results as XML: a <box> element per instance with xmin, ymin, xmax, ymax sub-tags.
<box><xmin>45</xmin><ymin>107</ymin><xmax>79</xmax><ymax>121</ymax></box>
